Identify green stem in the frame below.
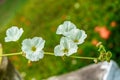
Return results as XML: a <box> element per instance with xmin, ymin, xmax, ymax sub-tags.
<box><xmin>0</xmin><ymin>52</ymin><xmax>97</xmax><ymax>60</ymax></box>
<box><xmin>45</xmin><ymin>52</ymin><xmax>96</xmax><ymax>60</ymax></box>
<box><xmin>0</xmin><ymin>52</ymin><xmax>22</xmax><ymax>57</ymax></box>
<box><xmin>70</xmin><ymin>56</ymin><xmax>96</xmax><ymax>60</ymax></box>
<box><xmin>45</xmin><ymin>52</ymin><xmax>54</xmax><ymax>55</ymax></box>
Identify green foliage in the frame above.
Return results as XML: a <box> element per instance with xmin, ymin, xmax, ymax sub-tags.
<box><xmin>0</xmin><ymin>0</ymin><xmax>120</xmax><ymax>79</ymax></box>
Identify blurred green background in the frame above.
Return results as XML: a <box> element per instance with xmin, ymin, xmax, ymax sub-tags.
<box><xmin>0</xmin><ymin>0</ymin><xmax>120</xmax><ymax>80</ymax></box>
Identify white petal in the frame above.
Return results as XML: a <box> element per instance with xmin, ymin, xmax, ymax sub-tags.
<box><xmin>26</xmin><ymin>50</ymin><xmax>44</xmax><ymax>61</ymax></box>
<box><xmin>16</xmin><ymin>28</ymin><xmax>23</xmax><ymax>40</ymax></box>
<box><xmin>32</xmin><ymin>37</ymin><xmax>45</xmax><ymax>51</ymax></box>
<box><xmin>59</xmin><ymin>37</ymin><xmax>78</xmax><ymax>56</ymax></box>
<box><xmin>56</xmin><ymin>25</ymin><xmax>64</xmax><ymax>34</ymax></box>
<box><xmin>67</xmin><ymin>42</ymin><xmax>78</xmax><ymax>56</ymax></box>
<box><xmin>54</xmin><ymin>45</ymin><xmax>64</xmax><ymax>56</ymax></box>
<box><xmin>60</xmin><ymin>37</ymin><xmax>69</xmax><ymax>49</ymax></box>
<box><xmin>56</xmin><ymin>21</ymin><xmax>76</xmax><ymax>36</ymax></box>
<box><xmin>66</xmin><ymin>37</ymin><xmax>78</xmax><ymax>56</ymax></box>
<box><xmin>63</xmin><ymin>21</ymin><xmax>76</xmax><ymax>31</ymax></box>
<box><xmin>65</xmin><ymin>29</ymin><xmax>80</xmax><ymax>40</ymax></box>
<box><xmin>22</xmin><ymin>39</ymin><xmax>33</xmax><ymax>54</ymax></box>
<box><xmin>5</xmin><ymin>26</ymin><xmax>23</xmax><ymax>42</ymax></box>
<box><xmin>66</xmin><ymin>29</ymin><xmax>87</xmax><ymax>45</ymax></box>
<box><xmin>78</xmin><ymin>30</ymin><xmax>87</xmax><ymax>44</ymax></box>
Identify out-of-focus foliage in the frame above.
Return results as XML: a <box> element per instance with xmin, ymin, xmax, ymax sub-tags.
<box><xmin>0</xmin><ymin>0</ymin><xmax>27</xmax><ymax>27</ymax></box>
<box><xmin>0</xmin><ymin>0</ymin><xmax>120</xmax><ymax>79</ymax></box>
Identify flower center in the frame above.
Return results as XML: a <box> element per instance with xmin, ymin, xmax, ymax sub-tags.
<box><xmin>63</xmin><ymin>48</ymin><xmax>68</xmax><ymax>53</ymax></box>
<box><xmin>74</xmin><ymin>39</ymin><xmax>79</xmax><ymax>43</ymax></box>
<box><xmin>31</xmin><ymin>46</ymin><xmax>36</xmax><ymax>52</ymax></box>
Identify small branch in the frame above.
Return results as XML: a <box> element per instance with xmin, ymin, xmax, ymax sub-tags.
<box><xmin>44</xmin><ymin>52</ymin><xmax>54</xmax><ymax>55</ymax></box>
<box><xmin>45</xmin><ymin>52</ymin><xmax>97</xmax><ymax>60</ymax></box>
<box><xmin>0</xmin><ymin>52</ymin><xmax>22</xmax><ymax>57</ymax></box>
<box><xmin>0</xmin><ymin>51</ymin><xmax>97</xmax><ymax>60</ymax></box>
<box><xmin>70</xmin><ymin>56</ymin><xmax>97</xmax><ymax>60</ymax></box>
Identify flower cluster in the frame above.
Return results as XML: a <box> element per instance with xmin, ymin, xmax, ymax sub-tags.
<box><xmin>4</xmin><ymin>21</ymin><xmax>87</xmax><ymax>61</ymax></box>
<box><xmin>54</xmin><ymin>21</ymin><xmax>87</xmax><ymax>56</ymax></box>
<box><xmin>6</xmin><ymin>21</ymin><xmax>112</xmax><ymax>63</ymax></box>
<box><xmin>5</xmin><ymin>26</ymin><xmax>45</xmax><ymax>61</ymax></box>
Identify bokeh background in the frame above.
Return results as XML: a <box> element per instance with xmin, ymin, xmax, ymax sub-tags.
<box><xmin>0</xmin><ymin>0</ymin><xmax>120</xmax><ymax>80</ymax></box>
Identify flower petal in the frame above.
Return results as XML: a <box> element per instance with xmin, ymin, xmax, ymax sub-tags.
<box><xmin>66</xmin><ymin>29</ymin><xmax>87</xmax><ymax>44</ymax></box>
<box><xmin>5</xmin><ymin>26</ymin><xmax>23</xmax><ymax>42</ymax></box>
<box><xmin>54</xmin><ymin>45</ymin><xmax>64</xmax><ymax>56</ymax></box>
<box><xmin>32</xmin><ymin>37</ymin><xmax>45</xmax><ymax>51</ymax></box>
<box><xmin>67</xmin><ymin>42</ymin><xmax>78</xmax><ymax>56</ymax></box>
<box><xmin>56</xmin><ymin>21</ymin><xmax>76</xmax><ymax>36</ymax></box>
<box><xmin>22</xmin><ymin>39</ymin><xmax>33</xmax><ymax>54</ymax></box>
<box><xmin>26</xmin><ymin>50</ymin><xmax>44</xmax><ymax>61</ymax></box>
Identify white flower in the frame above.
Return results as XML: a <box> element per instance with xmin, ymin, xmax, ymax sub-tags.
<box><xmin>5</xmin><ymin>26</ymin><xmax>23</xmax><ymax>42</ymax></box>
<box><xmin>66</xmin><ymin>29</ymin><xmax>87</xmax><ymax>45</ymax></box>
<box><xmin>22</xmin><ymin>37</ymin><xmax>45</xmax><ymax>61</ymax></box>
<box><xmin>54</xmin><ymin>37</ymin><xmax>78</xmax><ymax>56</ymax></box>
<box><xmin>56</xmin><ymin>21</ymin><xmax>76</xmax><ymax>36</ymax></box>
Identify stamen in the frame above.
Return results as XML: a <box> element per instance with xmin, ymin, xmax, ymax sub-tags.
<box><xmin>74</xmin><ymin>39</ymin><xmax>79</xmax><ymax>43</ymax></box>
<box><xmin>31</xmin><ymin>46</ymin><xmax>36</xmax><ymax>52</ymax></box>
<box><xmin>63</xmin><ymin>48</ymin><xmax>68</xmax><ymax>53</ymax></box>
